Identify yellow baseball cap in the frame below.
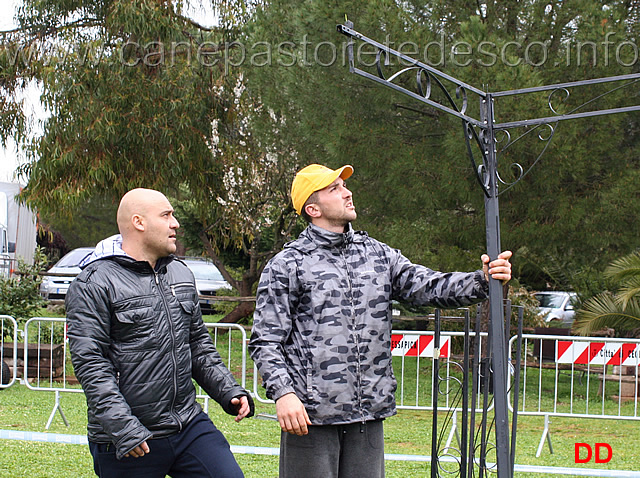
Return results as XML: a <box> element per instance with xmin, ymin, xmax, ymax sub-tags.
<box><xmin>291</xmin><ymin>164</ymin><xmax>354</xmax><ymax>215</ymax></box>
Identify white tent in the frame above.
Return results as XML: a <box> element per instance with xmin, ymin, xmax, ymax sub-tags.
<box><xmin>0</xmin><ymin>182</ymin><xmax>37</xmax><ymax>273</ymax></box>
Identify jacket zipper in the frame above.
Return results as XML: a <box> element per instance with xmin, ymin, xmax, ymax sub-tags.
<box><xmin>155</xmin><ymin>270</ymin><xmax>183</xmax><ymax>431</ymax></box>
<box><xmin>341</xmin><ymin>241</ymin><xmax>364</xmax><ymax>424</ymax></box>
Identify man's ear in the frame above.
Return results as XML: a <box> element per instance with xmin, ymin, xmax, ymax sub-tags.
<box><xmin>304</xmin><ymin>203</ymin><xmax>321</xmax><ymax>219</ymax></box>
<box><xmin>131</xmin><ymin>214</ymin><xmax>145</xmax><ymax>232</ymax></box>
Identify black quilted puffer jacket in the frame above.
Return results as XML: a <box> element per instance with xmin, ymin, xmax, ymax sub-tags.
<box><xmin>67</xmin><ymin>248</ymin><xmax>252</xmax><ymax>460</ymax></box>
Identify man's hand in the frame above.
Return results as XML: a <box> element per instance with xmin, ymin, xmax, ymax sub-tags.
<box><xmin>124</xmin><ymin>441</ymin><xmax>150</xmax><ymax>458</ymax></box>
<box><xmin>276</xmin><ymin>392</ymin><xmax>311</xmax><ymax>436</ymax></box>
<box><xmin>482</xmin><ymin>250</ymin><xmax>512</xmax><ymax>283</ymax></box>
<box><xmin>231</xmin><ymin>396</ymin><xmax>252</xmax><ymax>422</ymax></box>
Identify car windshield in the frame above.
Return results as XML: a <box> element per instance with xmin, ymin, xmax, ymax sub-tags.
<box><xmin>187</xmin><ymin>261</ymin><xmax>224</xmax><ymax>281</ymax></box>
<box><xmin>56</xmin><ymin>249</ymin><xmax>93</xmax><ymax>268</ymax></box>
<box><xmin>536</xmin><ymin>293</ymin><xmax>566</xmax><ymax>308</ymax></box>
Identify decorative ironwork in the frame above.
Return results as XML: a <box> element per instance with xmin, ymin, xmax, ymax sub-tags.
<box><xmin>337</xmin><ymin>19</ymin><xmax>640</xmax><ymax>478</ymax></box>
<box><xmin>491</xmin><ymin>75</ymin><xmax>640</xmax><ymax>129</ymax></box>
<box><xmin>337</xmin><ymin>22</ymin><xmax>486</xmax><ymax>127</ymax></box>
<box><xmin>338</xmin><ymin>21</ymin><xmax>640</xmax><ymax>193</ymax></box>
<box><xmin>423</xmin><ymin>305</ymin><xmax>523</xmax><ymax>477</ymax></box>
<box><xmin>494</xmin><ymin>123</ymin><xmax>557</xmax><ymax>195</ymax></box>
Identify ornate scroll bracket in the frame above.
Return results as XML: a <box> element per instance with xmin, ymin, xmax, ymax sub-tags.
<box><xmin>338</xmin><ymin>20</ymin><xmax>640</xmax><ymax>197</ymax></box>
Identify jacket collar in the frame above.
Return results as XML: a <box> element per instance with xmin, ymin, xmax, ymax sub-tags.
<box><xmin>80</xmin><ymin>234</ymin><xmax>127</xmax><ymax>267</ymax></box>
<box><xmin>111</xmin><ymin>254</ymin><xmax>175</xmax><ymax>273</ymax></box>
<box><xmin>82</xmin><ymin>234</ymin><xmax>174</xmax><ymax>272</ymax></box>
<box><xmin>287</xmin><ymin>223</ymin><xmax>367</xmax><ymax>253</ymax></box>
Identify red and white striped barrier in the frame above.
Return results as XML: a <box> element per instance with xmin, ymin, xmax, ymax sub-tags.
<box><xmin>556</xmin><ymin>341</ymin><xmax>640</xmax><ymax>366</ymax></box>
<box><xmin>390</xmin><ymin>334</ymin><xmax>451</xmax><ymax>358</ymax></box>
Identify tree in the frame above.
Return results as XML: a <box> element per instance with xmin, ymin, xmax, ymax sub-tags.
<box><xmin>0</xmin><ymin>0</ymin><xmax>296</xmax><ymax>321</ymax></box>
<box><xmin>40</xmin><ymin>193</ymin><xmax>119</xmax><ymax>251</ymax></box>
<box><xmin>173</xmin><ymin>75</ymin><xmax>300</xmax><ymax>321</ymax></box>
<box><xmin>4</xmin><ymin>0</ymin><xmax>640</xmax><ymax>317</ymax></box>
<box><xmin>573</xmin><ymin>251</ymin><xmax>640</xmax><ymax>336</ymax></box>
<box><xmin>243</xmin><ymin>0</ymin><xmax>640</xmax><ymax>289</ymax></box>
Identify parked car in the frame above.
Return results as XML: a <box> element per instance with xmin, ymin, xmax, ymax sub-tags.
<box><xmin>39</xmin><ymin>247</ymin><xmax>94</xmax><ymax>300</ymax></box>
<box><xmin>182</xmin><ymin>258</ymin><xmax>231</xmax><ymax>314</ymax></box>
<box><xmin>534</xmin><ymin>291</ymin><xmax>578</xmax><ymax>326</ymax></box>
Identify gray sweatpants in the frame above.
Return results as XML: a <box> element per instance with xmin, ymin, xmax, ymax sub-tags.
<box><xmin>279</xmin><ymin>420</ymin><xmax>385</xmax><ymax>478</ymax></box>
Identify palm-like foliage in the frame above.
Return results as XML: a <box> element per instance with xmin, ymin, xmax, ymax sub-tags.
<box><xmin>573</xmin><ymin>252</ymin><xmax>640</xmax><ymax>336</ymax></box>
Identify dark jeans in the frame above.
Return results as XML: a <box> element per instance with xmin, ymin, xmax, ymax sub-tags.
<box><xmin>279</xmin><ymin>420</ymin><xmax>385</xmax><ymax>478</ymax></box>
<box><xmin>89</xmin><ymin>411</ymin><xmax>243</xmax><ymax>478</ymax></box>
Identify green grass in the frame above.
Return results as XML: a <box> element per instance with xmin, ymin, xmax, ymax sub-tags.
<box><xmin>3</xmin><ymin>309</ymin><xmax>640</xmax><ymax>476</ymax></box>
<box><xmin>2</xmin><ymin>380</ymin><xmax>640</xmax><ymax>477</ymax></box>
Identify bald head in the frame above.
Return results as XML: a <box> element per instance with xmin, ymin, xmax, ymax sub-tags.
<box><xmin>117</xmin><ymin>188</ymin><xmax>180</xmax><ymax>267</ymax></box>
<box><xmin>117</xmin><ymin>188</ymin><xmax>169</xmax><ymax>235</ymax></box>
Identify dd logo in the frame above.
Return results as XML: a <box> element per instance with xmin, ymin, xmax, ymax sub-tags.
<box><xmin>574</xmin><ymin>443</ymin><xmax>612</xmax><ymax>464</ymax></box>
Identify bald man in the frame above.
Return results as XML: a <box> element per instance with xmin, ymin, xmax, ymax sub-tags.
<box><xmin>66</xmin><ymin>188</ymin><xmax>254</xmax><ymax>478</ymax></box>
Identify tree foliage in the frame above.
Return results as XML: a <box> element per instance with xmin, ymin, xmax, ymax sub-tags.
<box><xmin>0</xmin><ymin>247</ymin><xmax>47</xmax><ymax>322</ymax></box>
<box><xmin>243</xmin><ymin>0</ymin><xmax>640</xmax><ymax>288</ymax></box>
<box><xmin>3</xmin><ymin>0</ymin><xmax>640</xmax><ymax>322</ymax></box>
<box><xmin>0</xmin><ymin>0</ymin><xmax>297</xmax><ymax>320</ymax></box>
<box><xmin>573</xmin><ymin>251</ymin><xmax>640</xmax><ymax>336</ymax></box>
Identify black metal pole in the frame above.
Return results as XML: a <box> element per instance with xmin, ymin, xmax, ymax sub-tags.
<box><xmin>478</xmin><ymin>305</ymin><xmax>492</xmax><ymax>478</ymax></box>
<box><xmin>461</xmin><ymin>309</ymin><xmax>470</xmax><ymax>478</ymax></box>
<box><xmin>468</xmin><ymin>306</ymin><xmax>482</xmax><ymax>478</ymax></box>
<box><xmin>431</xmin><ymin>309</ymin><xmax>441</xmax><ymax>478</ymax></box>
<box><xmin>481</xmin><ymin>94</ymin><xmax>512</xmax><ymax>478</ymax></box>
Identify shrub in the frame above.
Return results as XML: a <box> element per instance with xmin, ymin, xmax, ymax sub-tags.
<box><xmin>507</xmin><ymin>286</ymin><xmax>546</xmax><ymax>329</ymax></box>
<box><xmin>0</xmin><ymin>247</ymin><xmax>48</xmax><ymax>324</ymax></box>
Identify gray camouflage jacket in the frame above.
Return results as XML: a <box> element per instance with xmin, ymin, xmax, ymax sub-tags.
<box><xmin>249</xmin><ymin>223</ymin><xmax>489</xmax><ymax>425</ymax></box>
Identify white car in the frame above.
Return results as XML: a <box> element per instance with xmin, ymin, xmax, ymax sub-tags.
<box><xmin>534</xmin><ymin>291</ymin><xmax>578</xmax><ymax>326</ymax></box>
<box><xmin>182</xmin><ymin>258</ymin><xmax>231</xmax><ymax>314</ymax></box>
<box><xmin>39</xmin><ymin>247</ymin><xmax>94</xmax><ymax>300</ymax></box>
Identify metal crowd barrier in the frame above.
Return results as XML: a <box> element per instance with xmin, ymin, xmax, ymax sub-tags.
<box><xmin>10</xmin><ymin>317</ymin><xmax>249</xmax><ymax>428</ymax></box>
<box><xmin>1</xmin><ymin>315</ymin><xmax>18</xmax><ymax>389</ymax></box>
<box><xmin>23</xmin><ymin>317</ymin><xmax>83</xmax><ymax>428</ymax></box>
<box><xmin>8</xmin><ymin>313</ymin><xmax>640</xmax><ymax>466</ymax></box>
<box><xmin>391</xmin><ymin>330</ymin><xmax>492</xmax><ymax>411</ymax></box>
<box><xmin>252</xmin><ymin>328</ymin><xmax>493</xmax><ymax>412</ymax></box>
<box><xmin>508</xmin><ymin>333</ymin><xmax>640</xmax><ymax>456</ymax></box>
<box><xmin>196</xmin><ymin>322</ymin><xmax>249</xmax><ymax>413</ymax></box>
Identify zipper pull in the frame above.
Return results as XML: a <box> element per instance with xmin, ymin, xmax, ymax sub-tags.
<box><xmin>154</xmin><ymin>272</ymin><xmax>159</xmax><ymax>285</ymax></box>
<box><xmin>171</xmin><ymin>285</ymin><xmax>176</xmax><ymax>297</ymax></box>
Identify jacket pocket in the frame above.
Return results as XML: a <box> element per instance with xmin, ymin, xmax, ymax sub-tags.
<box><xmin>177</xmin><ymin>299</ymin><xmax>195</xmax><ymax>315</ymax></box>
<box><xmin>172</xmin><ymin>283</ymin><xmax>197</xmax><ymax>344</ymax></box>
<box><xmin>172</xmin><ymin>282</ymin><xmax>198</xmax><ymax>306</ymax></box>
<box><xmin>112</xmin><ymin>299</ymin><xmax>158</xmax><ymax>350</ymax></box>
<box><xmin>171</xmin><ymin>283</ymin><xmax>198</xmax><ymax>319</ymax></box>
<box><xmin>303</xmin><ymin>351</ymin><xmax>318</xmax><ymax>406</ymax></box>
<box><xmin>172</xmin><ymin>283</ymin><xmax>198</xmax><ymax>318</ymax></box>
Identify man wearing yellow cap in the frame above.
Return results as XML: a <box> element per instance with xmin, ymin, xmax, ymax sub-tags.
<box><xmin>249</xmin><ymin>164</ymin><xmax>512</xmax><ymax>478</ymax></box>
